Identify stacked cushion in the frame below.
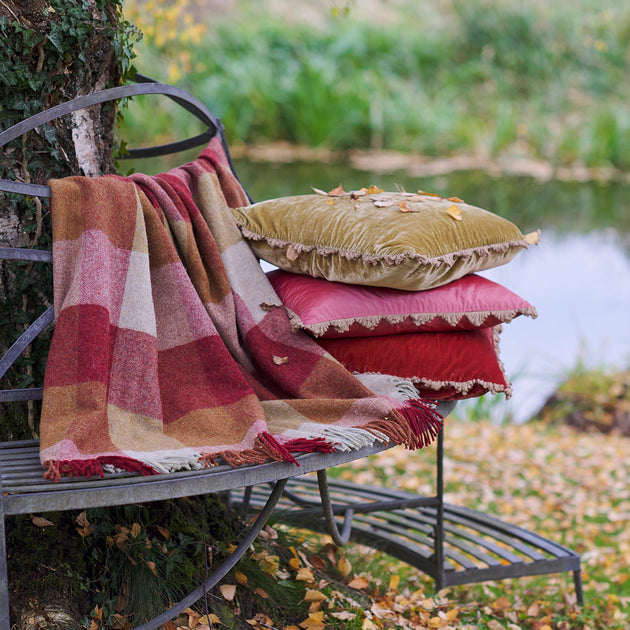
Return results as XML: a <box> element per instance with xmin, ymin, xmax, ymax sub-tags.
<box><xmin>234</xmin><ymin>187</ymin><xmax>538</xmax><ymax>401</ymax></box>
<box><xmin>232</xmin><ymin>190</ymin><xmax>537</xmax><ymax>291</ymax></box>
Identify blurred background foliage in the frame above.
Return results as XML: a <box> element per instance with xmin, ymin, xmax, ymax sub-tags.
<box><xmin>121</xmin><ymin>0</ymin><xmax>630</xmax><ymax>170</ymax></box>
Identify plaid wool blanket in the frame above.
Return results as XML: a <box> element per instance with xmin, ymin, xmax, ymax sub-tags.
<box><xmin>41</xmin><ymin>138</ymin><xmax>442</xmax><ymax>479</ymax></box>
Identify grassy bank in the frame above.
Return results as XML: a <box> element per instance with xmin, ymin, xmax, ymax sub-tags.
<box><xmin>121</xmin><ymin>0</ymin><xmax>630</xmax><ymax>172</ymax></box>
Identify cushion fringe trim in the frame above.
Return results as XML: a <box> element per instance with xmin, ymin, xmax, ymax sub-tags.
<box><xmin>285</xmin><ymin>306</ymin><xmax>538</xmax><ymax>337</ymax></box>
<box><xmin>237</xmin><ymin>225</ymin><xmax>533</xmax><ymax>267</ymax></box>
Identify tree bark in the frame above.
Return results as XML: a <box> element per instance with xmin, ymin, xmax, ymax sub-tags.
<box><xmin>0</xmin><ymin>2</ymin><xmax>133</xmax><ymax>626</ymax></box>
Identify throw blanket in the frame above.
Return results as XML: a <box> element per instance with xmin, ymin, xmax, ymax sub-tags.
<box><xmin>41</xmin><ymin>138</ymin><xmax>442</xmax><ymax>479</ymax></box>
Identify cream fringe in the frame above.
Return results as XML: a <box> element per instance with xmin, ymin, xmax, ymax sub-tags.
<box><xmin>285</xmin><ymin>306</ymin><xmax>538</xmax><ymax>337</ymax></box>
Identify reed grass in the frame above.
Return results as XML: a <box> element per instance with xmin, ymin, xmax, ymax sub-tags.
<box><xmin>120</xmin><ymin>0</ymin><xmax>630</xmax><ymax>170</ymax></box>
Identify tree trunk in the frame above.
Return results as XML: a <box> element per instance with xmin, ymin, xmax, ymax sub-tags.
<box><xmin>0</xmin><ymin>2</ymin><xmax>138</xmax><ymax>626</ymax></box>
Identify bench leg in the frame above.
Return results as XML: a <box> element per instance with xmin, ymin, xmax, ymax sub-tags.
<box><xmin>0</xmin><ymin>500</ymin><xmax>10</xmax><ymax>630</ymax></box>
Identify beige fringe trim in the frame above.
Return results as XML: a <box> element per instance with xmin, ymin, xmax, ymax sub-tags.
<box><xmin>285</xmin><ymin>306</ymin><xmax>538</xmax><ymax>337</ymax></box>
<box><xmin>237</xmin><ymin>225</ymin><xmax>533</xmax><ymax>267</ymax></box>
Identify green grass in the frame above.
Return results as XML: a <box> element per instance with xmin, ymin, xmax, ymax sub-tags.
<box><xmin>120</xmin><ymin>0</ymin><xmax>630</xmax><ymax>171</ymax></box>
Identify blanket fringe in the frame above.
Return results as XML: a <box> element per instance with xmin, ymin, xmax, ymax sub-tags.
<box><xmin>393</xmin><ymin>398</ymin><xmax>444</xmax><ymax>448</ymax></box>
<box><xmin>43</xmin><ymin>457</ymin><xmax>157</xmax><ymax>482</ymax></box>
<box><xmin>362</xmin><ymin>399</ymin><xmax>443</xmax><ymax>450</ymax></box>
<box><xmin>283</xmin><ymin>437</ymin><xmax>336</xmax><ymax>454</ymax></box>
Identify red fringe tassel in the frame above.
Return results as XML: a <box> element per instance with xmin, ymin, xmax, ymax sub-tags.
<box><xmin>395</xmin><ymin>399</ymin><xmax>444</xmax><ymax>448</ymax></box>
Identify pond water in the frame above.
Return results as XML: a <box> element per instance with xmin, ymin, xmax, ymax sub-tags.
<box><xmin>233</xmin><ymin>158</ymin><xmax>630</xmax><ymax>422</ymax></box>
<box><xmin>125</xmin><ymin>152</ymin><xmax>630</xmax><ymax>422</ymax></box>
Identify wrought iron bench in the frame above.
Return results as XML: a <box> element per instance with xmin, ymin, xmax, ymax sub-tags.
<box><xmin>0</xmin><ymin>79</ymin><xmax>582</xmax><ymax>630</ymax></box>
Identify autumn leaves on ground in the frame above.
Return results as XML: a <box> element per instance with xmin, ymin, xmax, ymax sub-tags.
<box><xmin>149</xmin><ymin>414</ymin><xmax>629</xmax><ymax>630</ymax></box>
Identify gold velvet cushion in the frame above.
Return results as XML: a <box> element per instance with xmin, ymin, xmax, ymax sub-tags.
<box><xmin>231</xmin><ymin>190</ymin><xmax>537</xmax><ymax>291</ymax></box>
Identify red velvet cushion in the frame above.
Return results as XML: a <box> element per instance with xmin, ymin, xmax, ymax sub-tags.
<box><xmin>268</xmin><ymin>270</ymin><xmax>536</xmax><ymax>338</ymax></box>
<box><xmin>319</xmin><ymin>327</ymin><xmax>510</xmax><ymax>400</ymax></box>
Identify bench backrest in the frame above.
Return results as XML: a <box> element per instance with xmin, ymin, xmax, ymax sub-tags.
<box><xmin>0</xmin><ymin>77</ymin><xmax>250</xmax><ymax>406</ymax></box>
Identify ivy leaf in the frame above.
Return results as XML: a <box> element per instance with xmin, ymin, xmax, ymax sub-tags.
<box><xmin>46</xmin><ymin>31</ymin><xmax>64</xmax><ymax>53</ymax></box>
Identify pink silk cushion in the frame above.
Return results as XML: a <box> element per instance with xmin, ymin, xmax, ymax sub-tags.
<box><xmin>268</xmin><ymin>270</ymin><xmax>536</xmax><ymax>338</ymax></box>
<box><xmin>318</xmin><ymin>327</ymin><xmax>510</xmax><ymax>400</ymax></box>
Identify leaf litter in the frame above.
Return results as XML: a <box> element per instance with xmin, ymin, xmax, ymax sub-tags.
<box><xmin>160</xmin><ymin>416</ymin><xmax>629</xmax><ymax>630</ymax></box>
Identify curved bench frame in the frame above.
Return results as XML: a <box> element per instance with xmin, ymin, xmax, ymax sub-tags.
<box><xmin>0</xmin><ymin>78</ymin><xmax>580</xmax><ymax>629</ymax></box>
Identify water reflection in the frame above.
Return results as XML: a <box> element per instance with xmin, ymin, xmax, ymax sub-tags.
<box><xmin>479</xmin><ymin>229</ymin><xmax>630</xmax><ymax>422</ymax></box>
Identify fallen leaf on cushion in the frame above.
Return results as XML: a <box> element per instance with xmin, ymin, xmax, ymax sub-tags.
<box><xmin>311</xmin><ymin>186</ymin><xmax>328</xmax><ymax>195</ymax></box>
<box><xmin>447</xmin><ymin>196</ymin><xmax>464</xmax><ymax>202</ymax></box>
<box><xmin>286</xmin><ymin>244</ymin><xmax>300</xmax><ymax>261</ymax></box>
<box><xmin>374</xmin><ymin>199</ymin><xmax>396</xmax><ymax>208</ymax></box>
<box><xmin>328</xmin><ymin>184</ymin><xmax>346</xmax><ymax>196</ymax></box>
<box><xmin>273</xmin><ymin>356</ymin><xmax>289</xmax><ymax>365</ymax></box>
<box><xmin>366</xmin><ymin>185</ymin><xmax>384</xmax><ymax>194</ymax></box>
<box><xmin>31</xmin><ymin>515</ymin><xmax>55</xmax><ymax>528</ymax></box>
<box><xmin>350</xmin><ymin>188</ymin><xmax>368</xmax><ymax>199</ymax></box>
<box><xmin>326</xmin><ymin>199</ymin><xmax>335</xmax><ymax>205</ymax></box>
<box><xmin>398</xmin><ymin>200</ymin><xmax>417</xmax><ymax>213</ymax></box>
<box><xmin>525</xmin><ymin>230</ymin><xmax>540</xmax><ymax>244</ymax></box>
<box><xmin>418</xmin><ymin>190</ymin><xmax>442</xmax><ymax>197</ymax></box>
<box><xmin>445</xmin><ymin>205</ymin><xmax>463</xmax><ymax>221</ymax></box>
<box><xmin>260</xmin><ymin>302</ymin><xmax>280</xmax><ymax>311</ymax></box>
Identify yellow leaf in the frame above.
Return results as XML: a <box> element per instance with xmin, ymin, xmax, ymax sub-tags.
<box><xmin>389</xmin><ymin>574</ymin><xmax>400</xmax><ymax>591</ymax></box>
<box><xmin>220</xmin><ymin>584</ymin><xmax>236</xmax><ymax>602</ymax></box>
<box><xmin>445</xmin><ymin>609</ymin><xmax>459</xmax><ymax>622</ymax></box>
<box><xmin>289</xmin><ymin>557</ymin><xmax>301</xmax><ymax>569</ymax></box>
<box><xmin>31</xmin><ymin>515</ymin><xmax>55</xmax><ymax>528</ymax></box>
<box><xmin>447</xmin><ymin>196</ymin><xmax>464</xmax><ymax>202</ymax></box>
<box><xmin>347</xmin><ymin>576</ymin><xmax>370</xmax><ymax>590</ymax></box>
<box><xmin>130</xmin><ymin>522</ymin><xmax>142</xmax><ymax>538</ymax></box>
<box><xmin>157</xmin><ymin>525</ymin><xmax>170</xmax><ymax>540</ymax></box>
<box><xmin>299</xmin><ymin>612</ymin><xmax>325</xmax><ymax>629</ymax></box>
<box><xmin>525</xmin><ymin>230</ymin><xmax>539</xmax><ymax>245</ymax></box>
<box><xmin>326</xmin><ymin>199</ymin><xmax>335</xmax><ymax>205</ymax></box>
<box><xmin>492</xmin><ymin>596</ymin><xmax>512</xmax><ymax>610</ymax></box>
<box><xmin>366</xmin><ymin>185</ymin><xmax>384</xmax><ymax>194</ymax></box>
<box><xmin>145</xmin><ymin>560</ymin><xmax>158</xmax><ymax>576</ymax></box>
<box><xmin>198</xmin><ymin>614</ymin><xmax>220</xmax><ymax>625</ymax></box>
<box><xmin>273</xmin><ymin>356</ymin><xmax>289</xmax><ymax>366</ymax></box>
<box><xmin>328</xmin><ymin>184</ymin><xmax>346</xmax><ymax>196</ymax></box>
<box><xmin>235</xmin><ymin>571</ymin><xmax>248</xmax><ymax>585</ymax></box>
<box><xmin>260</xmin><ymin>555</ymin><xmax>280</xmax><ymax>574</ymax></box>
<box><xmin>418</xmin><ymin>190</ymin><xmax>442</xmax><ymax>197</ymax></box>
<box><xmin>397</xmin><ymin>199</ymin><xmax>417</xmax><ymax>213</ymax></box>
<box><xmin>254</xmin><ymin>587</ymin><xmax>270</xmax><ymax>599</ymax></box>
<box><xmin>337</xmin><ymin>556</ymin><xmax>352</xmax><ymax>577</ymax></box>
<box><xmin>304</xmin><ymin>589</ymin><xmax>327</xmax><ymax>602</ymax></box>
<box><xmin>445</xmin><ymin>205</ymin><xmax>463</xmax><ymax>221</ymax></box>
<box><xmin>286</xmin><ymin>243</ymin><xmax>300</xmax><ymax>262</ymax></box>
<box><xmin>296</xmin><ymin>567</ymin><xmax>315</xmax><ymax>581</ymax></box>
